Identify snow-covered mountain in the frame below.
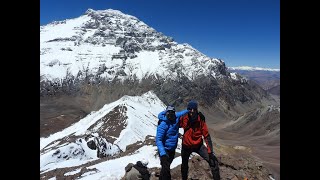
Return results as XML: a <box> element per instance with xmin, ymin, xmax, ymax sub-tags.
<box><xmin>40</xmin><ymin>9</ymin><xmax>232</xmax><ymax>85</ymax></box>
<box><xmin>40</xmin><ymin>91</ymin><xmax>174</xmax><ymax>178</ymax></box>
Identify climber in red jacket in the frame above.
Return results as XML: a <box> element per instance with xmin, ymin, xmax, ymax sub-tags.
<box><xmin>179</xmin><ymin>100</ymin><xmax>220</xmax><ymax>180</ymax></box>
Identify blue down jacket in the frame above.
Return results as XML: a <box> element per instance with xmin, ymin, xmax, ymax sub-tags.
<box><xmin>156</xmin><ymin>109</ymin><xmax>189</xmax><ymax>156</ymax></box>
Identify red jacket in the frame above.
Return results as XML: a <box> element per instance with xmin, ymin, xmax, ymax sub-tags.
<box><xmin>179</xmin><ymin>114</ymin><xmax>212</xmax><ymax>153</ymax></box>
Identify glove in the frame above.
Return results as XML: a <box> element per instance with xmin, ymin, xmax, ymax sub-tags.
<box><xmin>209</xmin><ymin>152</ymin><xmax>220</xmax><ymax>164</ymax></box>
<box><xmin>209</xmin><ymin>153</ymin><xmax>214</xmax><ymax>160</ymax></box>
<box><xmin>160</xmin><ymin>154</ymin><xmax>168</xmax><ymax>162</ymax></box>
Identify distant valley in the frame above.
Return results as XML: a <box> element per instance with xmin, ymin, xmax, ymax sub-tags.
<box><xmin>228</xmin><ymin>67</ymin><xmax>280</xmax><ymax>96</ymax></box>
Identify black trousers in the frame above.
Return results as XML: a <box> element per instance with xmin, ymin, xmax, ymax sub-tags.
<box><xmin>181</xmin><ymin>144</ymin><xmax>220</xmax><ymax>180</ymax></box>
<box><xmin>159</xmin><ymin>150</ymin><xmax>175</xmax><ymax>180</ymax></box>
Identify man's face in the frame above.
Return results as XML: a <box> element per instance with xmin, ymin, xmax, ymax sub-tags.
<box><xmin>166</xmin><ymin>110</ymin><xmax>176</xmax><ymax>121</ymax></box>
<box><xmin>188</xmin><ymin>108</ymin><xmax>197</xmax><ymax>116</ymax></box>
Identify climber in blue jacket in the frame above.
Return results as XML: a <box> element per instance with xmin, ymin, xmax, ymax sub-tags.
<box><xmin>156</xmin><ymin>105</ymin><xmax>188</xmax><ymax>180</ymax></box>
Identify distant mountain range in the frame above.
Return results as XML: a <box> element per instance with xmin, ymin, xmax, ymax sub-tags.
<box><xmin>228</xmin><ymin>66</ymin><xmax>280</xmax><ymax>96</ymax></box>
<box><xmin>228</xmin><ymin>66</ymin><xmax>279</xmax><ymax>72</ymax></box>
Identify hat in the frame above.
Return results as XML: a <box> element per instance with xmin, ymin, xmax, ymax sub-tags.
<box><xmin>166</xmin><ymin>105</ymin><xmax>175</xmax><ymax>111</ymax></box>
<box><xmin>141</xmin><ymin>158</ymin><xmax>149</xmax><ymax>166</ymax></box>
<box><xmin>187</xmin><ymin>100</ymin><xmax>198</xmax><ymax>110</ymax></box>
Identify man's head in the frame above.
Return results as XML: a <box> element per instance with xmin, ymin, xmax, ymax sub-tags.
<box><xmin>166</xmin><ymin>105</ymin><xmax>175</xmax><ymax>111</ymax></box>
<box><xmin>187</xmin><ymin>100</ymin><xmax>198</xmax><ymax>122</ymax></box>
<box><xmin>166</xmin><ymin>105</ymin><xmax>176</xmax><ymax>121</ymax></box>
<box><xmin>187</xmin><ymin>100</ymin><xmax>198</xmax><ymax>111</ymax></box>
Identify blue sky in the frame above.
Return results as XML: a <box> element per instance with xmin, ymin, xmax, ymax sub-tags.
<box><xmin>40</xmin><ymin>0</ymin><xmax>279</xmax><ymax>69</ymax></box>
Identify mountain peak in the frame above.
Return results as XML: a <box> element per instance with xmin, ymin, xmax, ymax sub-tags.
<box><xmin>84</xmin><ymin>8</ymin><xmax>95</xmax><ymax>14</ymax></box>
<box><xmin>40</xmin><ymin>9</ymin><xmax>233</xmax><ymax>85</ymax></box>
<box><xmin>85</xmin><ymin>8</ymin><xmax>129</xmax><ymax>17</ymax></box>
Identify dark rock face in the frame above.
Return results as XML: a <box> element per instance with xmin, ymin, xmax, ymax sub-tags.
<box><xmin>153</xmin><ymin>75</ymin><xmax>267</xmax><ymax>110</ymax></box>
<box><xmin>40</xmin><ymin>74</ymin><xmax>269</xmax><ymax>137</ymax></box>
<box><xmin>87</xmin><ymin>105</ymin><xmax>128</xmax><ymax>143</ymax></box>
<box><xmin>87</xmin><ymin>140</ymin><xmax>97</xmax><ymax>150</ymax></box>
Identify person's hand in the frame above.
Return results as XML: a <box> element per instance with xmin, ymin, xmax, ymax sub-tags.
<box><xmin>160</xmin><ymin>154</ymin><xmax>168</xmax><ymax>162</ymax></box>
<box><xmin>209</xmin><ymin>152</ymin><xmax>217</xmax><ymax>161</ymax></box>
<box><xmin>209</xmin><ymin>152</ymin><xmax>220</xmax><ymax>164</ymax></box>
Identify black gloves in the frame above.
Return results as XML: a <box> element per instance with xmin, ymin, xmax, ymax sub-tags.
<box><xmin>209</xmin><ymin>152</ymin><xmax>220</xmax><ymax>165</ymax></box>
<box><xmin>209</xmin><ymin>152</ymin><xmax>214</xmax><ymax>160</ymax></box>
<box><xmin>160</xmin><ymin>154</ymin><xmax>168</xmax><ymax>162</ymax></box>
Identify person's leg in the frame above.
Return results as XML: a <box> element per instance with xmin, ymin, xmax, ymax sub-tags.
<box><xmin>167</xmin><ymin>150</ymin><xmax>175</xmax><ymax>164</ymax></box>
<box><xmin>197</xmin><ymin>144</ymin><xmax>221</xmax><ymax>180</ymax></box>
<box><xmin>181</xmin><ymin>146</ymin><xmax>192</xmax><ymax>180</ymax></box>
<box><xmin>159</xmin><ymin>156</ymin><xmax>171</xmax><ymax>180</ymax></box>
<box><xmin>159</xmin><ymin>150</ymin><xmax>175</xmax><ymax>180</ymax></box>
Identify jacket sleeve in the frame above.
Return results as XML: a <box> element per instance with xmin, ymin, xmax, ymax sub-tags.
<box><xmin>204</xmin><ymin>134</ymin><xmax>214</xmax><ymax>154</ymax></box>
<box><xmin>156</xmin><ymin>120</ymin><xmax>168</xmax><ymax>156</ymax></box>
<box><xmin>175</xmin><ymin>109</ymin><xmax>189</xmax><ymax>119</ymax></box>
<box><xmin>158</xmin><ymin>110</ymin><xmax>167</xmax><ymax>120</ymax></box>
<box><xmin>201</xmin><ymin>121</ymin><xmax>214</xmax><ymax>154</ymax></box>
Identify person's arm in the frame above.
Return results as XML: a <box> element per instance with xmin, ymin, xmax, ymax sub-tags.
<box><xmin>204</xmin><ymin>133</ymin><xmax>214</xmax><ymax>154</ymax></box>
<box><xmin>158</xmin><ymin>110</ymin><xmax>167</xmax><ymax>121</ymax></box>
<box><xmin>156</xmin><ymin>120</ymin><xmax>168</xmax><ymax>156</ymax></box>
<box><xmin>201</xmin><ymin>117</ymin><xmax>214</xmax><ymax>154</ymax></box>
<box><xmin>175</xmin><ymin>109</ymin><xmax>189</xmax><ymax>118</ymax></box>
